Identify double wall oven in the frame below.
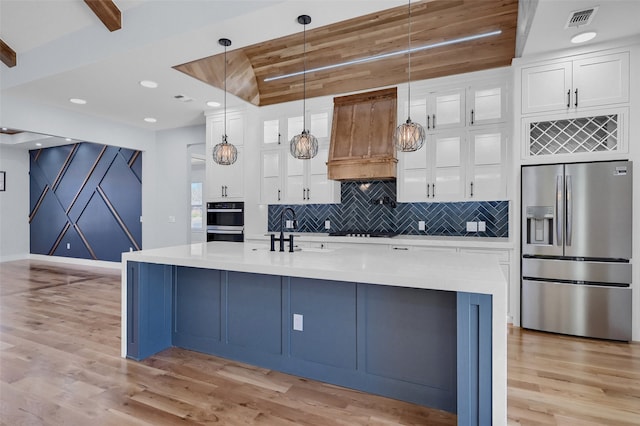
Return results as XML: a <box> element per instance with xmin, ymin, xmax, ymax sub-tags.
<box><xmin>206</xmin><ymin>202</ymin><xmax>244</xmax><ymax>242</ymax></box>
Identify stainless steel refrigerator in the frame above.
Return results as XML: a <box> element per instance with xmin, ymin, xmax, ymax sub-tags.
<box><xmin>521</xmin><ymin>160</ymin><xmax>632</xmax><ymax>341</ymax></box>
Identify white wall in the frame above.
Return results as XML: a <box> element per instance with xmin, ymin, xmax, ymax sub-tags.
<box><xmin>145</xmin><ymin>124</ymin><xmax>206</xmax><ymax>249</ymax></box>
<box><xmin>0</xmin><ymin>145</ymin><xmax>30</xmax><ymax>261</ymax></box>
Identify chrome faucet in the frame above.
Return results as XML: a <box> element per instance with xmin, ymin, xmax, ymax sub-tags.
<box><xmin>270</xmin><ymin>207</ymin><xmax>297</xmax><ymax>252</ymax></box>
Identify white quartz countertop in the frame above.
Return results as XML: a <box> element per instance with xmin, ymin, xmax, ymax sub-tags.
<box><xmin>245</xmin><ymin>233</ymin><xmax>513</xmax><ymax>249</ymax></box>
<box><xmin>122</xmin><ymin>241</ymin><xmax>506</xmax><ymax>296</ymax></box>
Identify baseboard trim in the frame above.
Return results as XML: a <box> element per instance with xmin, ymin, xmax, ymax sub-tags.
<box><xmin>28</xmin><ymin>254</ymin><xmax>121</xmax><ymax>270</ymax></box>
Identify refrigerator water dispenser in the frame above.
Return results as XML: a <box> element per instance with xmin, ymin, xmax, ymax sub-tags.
<box><xmin>525</xmin><ymin>206</ymin><xmax>554</xmax><ymax>245</ymax></box>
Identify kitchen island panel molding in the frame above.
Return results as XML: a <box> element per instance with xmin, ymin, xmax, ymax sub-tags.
<box><xmin>289</xmin><ymin>277</ymin><xmax>357</xmax><ymax>370</ymax></box>
<box><xmin>124</xmin><ymin>265</ymin><xmax>494</xmax><ymax>418</ymax></box>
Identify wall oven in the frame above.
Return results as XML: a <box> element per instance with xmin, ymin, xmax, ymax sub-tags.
<box><xmin>206</xmin><ymin>202</ymin><xmax>244</xmax><ymax>242</ymax></box>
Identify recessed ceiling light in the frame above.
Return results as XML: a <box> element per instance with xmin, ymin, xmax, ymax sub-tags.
<box><xmin>69</xmin><ymin>98</ymin><xmax>87</xmax><ymax>105</ymax></box>
<box><xmin>206</xmin><ymin>101</ymin><xmax>221</xmax><ymax>107</ymax></box>
<box><xmin>36</xmin><ymin>143</ymin><xmax>42</xmax><ymax>147</ymax></box>
<box><xmin>144</xmin><ymin>117</ymin><xmax>157</xmax><ymax>123</ymax></box>
<box><xmin>571</xmin><ymin>31</ymin><xmax>597</xmax><ymax>44</ymax></box>
<box><xmin>1</xmin><ymin>127</ymin><xmax>7</xmax><ymax>131</ymax></box>
<box><xmin>140</xmin><ymin>80</ymin><xmax>158</xmax><ymax>89</ymax></box>
<box><xmin>65</xmin><ymin>138</ymin><xmax>72</xmax><ymax>141</ymax></box>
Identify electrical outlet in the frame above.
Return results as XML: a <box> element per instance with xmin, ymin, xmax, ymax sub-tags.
<box><xmin>418</xmin><ymin>220</ymin><xmax>426</xmax><ymax>231</ymax></box>
<box><xmin>140</xmin><ymin>216</ymin><xmax>143</xmax><ymax>223</ymax></box>
<box><xmin>325</xmin><ymin>220</ymin><xmax>331</xmax><ymax>230</ymax></box>
<box><xmin>293</xmin><ymin>314</ymin><xmax>303</xmax><ymax>331</ymax></box>
<box><xmin>466</xmin><ymin>221</ymin><xmax>478</xmax><ymax>232</ymax></box>
<box><xmin>129</xmin><ymin>247</ymin><xmax>133</xmax><ymax>252</ymax></box>
<box><xmin>66</xmin><ymin>243</ymin><xmax>70</xmax><ymax>249</ymax></box>
<box><xmin>477</xmin><ymin>221</ymin><xmax>486</xmax><ymax>232</ymax></box>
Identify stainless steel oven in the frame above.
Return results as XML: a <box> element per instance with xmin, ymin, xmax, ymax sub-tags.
<box><xmin>206</xmin><ymin>202</ymin><xmax>244</xmax><ymax>242</ymax></box>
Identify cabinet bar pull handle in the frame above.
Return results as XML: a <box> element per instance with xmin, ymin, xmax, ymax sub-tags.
<box><xmin>567</xmin><ymin>90</ymin><xmax>571</xmax><ymax>108</ymax></box>
<box><xmin>427</xmin><ymin>183</ymin><xmax>430</xmax><ymax>198</ymax></box>
<box><xmin>427</xmin><ymin>115</ymin><xmax>430</xmax><ymax>129</ymax></box>
<box><xmin>432</xmin><ymin>183</ymin><xmax>436</xmax><ymax>197</ymax></box>
<box><xmin>470</xmin><ymin>181</ymin><xmax>474</xmax><ymax>197</ymax></box>
<box><xmin>432</xmin><ymin>114</ymin><xmax>436</xmax><ymax>129</ymax></box>
<box><xmin>278</xmin><ymin>133</ymin><xmax>281</xmax><ymax>145</ymax></box>
<box><xmin>221</xmin><ymin>186</ymin><xmax>224</xmax><ymax>197</ymax></box>
<box><xmin>574</xmin><ymin>88</ymin><xmax>578</xmax><ymax>107</ymax></box>
<box><xmin>470</xmin><ymin>109</ymin><xmax>474</xmax><ymax>125</ymax></box>
<box><xmin>566</xmin><ymin>175</ymin><xmax>573</xmax><ymax>246</ymax></box>
<box><xmin>393</xmin><ymin>247</ymin><xmax>409</xmax><ymax>251</ymax></box>
<box><xmin>555</xmin><ymin>175</ymin><xmax>563</xmax><ymax>246</ymax></box>
<box><xmin>278</xmin><ymin>189</ymin><xmax>281</xmax><ymax>201</ymax></box>
<box><xmin>307</xmin><ymin>188</ymin><xmax>310</xmax><ymax>200</ymax></box>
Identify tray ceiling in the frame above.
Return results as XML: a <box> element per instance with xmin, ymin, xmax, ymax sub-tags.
<box><xmin>174</xmin><ymin>0</ymin><xmax>518</xmax><ymax>107</ymax></box>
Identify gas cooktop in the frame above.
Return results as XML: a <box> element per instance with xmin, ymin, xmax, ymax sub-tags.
<box><xmin>328</xmin><ymin>231</ymin><xmax>397</xmax><ymax>238</ymax></box>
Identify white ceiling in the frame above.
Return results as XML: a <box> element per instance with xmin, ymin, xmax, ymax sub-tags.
<box><xmin>1</xmin><ymin>0</ymin><xmax>640</xmax><ymax>149</ymax></box>
<box><xmin>522</xmin><ymin>0</ymin><xmax>640</xmax><ymax>56</ymax></box>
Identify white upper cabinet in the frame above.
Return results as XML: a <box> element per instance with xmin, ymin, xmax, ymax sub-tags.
<box><xmin>261</xmin><ymin>149</ymin><xmax>284</xmax><ymax>204</ymax></box>
<box><xmin>398</xmin><ymin>131</ymin><xmax>465</xmax><ymax>202</ymax></box>
<box><xmin>398</xmin><ymin>74</ymin><xmax>509</xmax><ymax>203</ymax></box>
<box><xmin>467</xmin><ymin>127</ymin><xmax>507</xmax><ymax>200</ymax></box>
<box><xmin>260</xmin><ymin>106</ymin><xmax>339</xmax><ymax>205</ymax></box>
<box><xmin>262</xmin><ymin>118</ymin><xmax>282</xmax><ymax>146</ymax></box>
<box><xmin>521</xmin><ymin>52</ymin><xmax>629</xmax><ymax>115</ymax></box>
<box><xmin>468</xmin><ymin>83</ymin><xmax>507</xmax><ymax>126</ymax></box>
<box><xmin>428</xmin><ymin>88</ymin><xmax>466</xmax><ymax>131</ymax></box>
<box><xmin>206</xmin><ymin>110</ymin><xmax>245</xmax><ymax>201</ymax></box>
<box><xmin>572</xmin><ymin>53</ymin><xmax>630</xmax><ymax>109</ymax></box>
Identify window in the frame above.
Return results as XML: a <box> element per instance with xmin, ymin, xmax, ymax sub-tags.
<box><xmin>191</xmin><ymin>182</ymin><xmax>203</xmax><ymax>229</ymax></box>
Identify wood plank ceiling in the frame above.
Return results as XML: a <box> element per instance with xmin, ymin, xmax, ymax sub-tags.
<box><xmin>174</xmin><ymin>0</ymin><xmax>518</xmax><ymax>107</ymax></box>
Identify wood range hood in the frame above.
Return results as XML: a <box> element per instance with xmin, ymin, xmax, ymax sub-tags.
<box><xmin>327</xmin><ymin>88</ymin><xmax>398</xmax><ymax>181</ymax></box>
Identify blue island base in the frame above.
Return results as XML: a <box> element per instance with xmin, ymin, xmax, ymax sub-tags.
<box><xmin>126</xmin><ymin>262</ymin><xmax>491</xmax><ymax>424</ymax></box>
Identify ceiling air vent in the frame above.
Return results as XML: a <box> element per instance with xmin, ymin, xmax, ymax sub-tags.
<box><xmin>174</xmin><ymin>94</ymin><xmax>194</xmax><ymax>103</ymax></box>
<box><xmin>565</xmin><ymin>7</ymin><xmax>598</xmax><ymax>28</ymax></box>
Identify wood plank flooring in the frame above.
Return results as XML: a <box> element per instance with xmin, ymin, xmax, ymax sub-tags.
<box><xmin>1</xmin><ymin>260</ymin><xmax>639</xmax><ymax>425</ymax></box>
<box><xmin>0</xmin><ymin>260</ymin><xmax>454</xmax><ymax>425</ymax></box>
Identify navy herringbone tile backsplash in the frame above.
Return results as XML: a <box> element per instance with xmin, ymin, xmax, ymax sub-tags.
<box><xmin>268</xmin><ymin>181</ymin><xmax>508</xmax><ymax>237</ymax></box>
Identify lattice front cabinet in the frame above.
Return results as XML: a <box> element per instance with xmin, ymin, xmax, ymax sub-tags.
<box><xmin>528</xmin><ymin>114</ymin><xmax>618</xmax><ymax>156</ymax></box>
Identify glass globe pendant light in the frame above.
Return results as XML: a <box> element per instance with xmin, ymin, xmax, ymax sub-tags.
<box><xmin>212</xmin><ymin>38</ymin><xmax>238</xmax><ymax>165</ymax></box>
<box><xmin>290</xmin><ymin>15</ymin><xmax>318</xmax><ymax>160</ymax></box>
<box><xmin>394</xmin><ymin>0</ymin><xmax>425</xmax><ymax>152</ymax></box>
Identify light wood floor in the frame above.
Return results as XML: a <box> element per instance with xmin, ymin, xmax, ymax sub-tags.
<box><xmin>0</xmin><ymin>260</ymin><xmax>638</xmax><ymax>425</ymax></box>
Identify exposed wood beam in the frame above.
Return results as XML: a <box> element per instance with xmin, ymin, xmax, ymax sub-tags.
<box><xmin>0</xmin><ymin>38</ymin><xmax>17</xmax><ymax>68</ymax></box>
<box><xmin>84</xmin><ymin>0</ymin><xmax>122</xmax><ymax>32</ymax></box>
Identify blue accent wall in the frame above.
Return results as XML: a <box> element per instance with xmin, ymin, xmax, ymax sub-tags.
<box><xmin>269</xmin><ymin>181</ymin><xmax>508</xmax><ymax>237</ymax></box>
<box><xmin>29</xmin><ymin>142</ymin><xmax>142</xmax><ymax>262</ymax></box>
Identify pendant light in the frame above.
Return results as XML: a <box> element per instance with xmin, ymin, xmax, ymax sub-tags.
<box><xmin>290</xmin><ymin>14</ymin><xmax>318</xmax><ymax>160</ymax></box>
<box><xmin>212</xmin><ymin>38</ymin><xmax>238</xmax><ymax>165</ymax></box>
<box><xmin>394</xmin><ymin>0</ymin><xmax>425</xmax><ymax>152</ymax></box>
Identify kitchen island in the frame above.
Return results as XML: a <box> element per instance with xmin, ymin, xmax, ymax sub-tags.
<box><xmin>121</xmin><ymin>241</ymin><xmax>507</xmax><ymax>425</ymax></box>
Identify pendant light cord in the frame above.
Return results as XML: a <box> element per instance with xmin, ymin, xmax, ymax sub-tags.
<box><xmin>303</xmin><ymin>21</ymin><xmax>307</xmax><ymax>132</ymax></box>
<box><xmin>224</xmin><ymin>44</ymin><xmax>227</xmax><ymax>141</ymax></box>
<box><xmin>407</xmin><ymin>0</ymin><xmax>412</xmax><ymax>122</ymax></box>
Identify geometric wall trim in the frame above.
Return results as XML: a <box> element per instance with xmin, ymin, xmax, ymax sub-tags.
<box><xmin>268</xmin><ymin>180</ymin><xmax>508</xmax><ymax>238</ymax></box>
<box><xmin>30</xmin><ymin>142</ymin><xmax>142</xmax><ymax>262</ymax></box>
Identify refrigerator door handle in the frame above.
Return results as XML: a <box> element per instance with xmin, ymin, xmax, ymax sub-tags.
<box><xmin>556</xmin><ymin>175</ymin><xmax>563</xmax><ymax>246</ymax></box>
<box><xmin>566</xmin><ymin>175</ymin><xmax>572</xmax><ymax>246</ymax></box>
